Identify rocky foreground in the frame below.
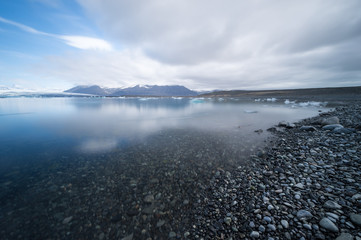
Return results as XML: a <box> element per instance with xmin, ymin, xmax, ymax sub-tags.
<box><xmin>191</xmin><ymin>102</ymin><xmax>361</xmax><ymax>239</ymax></box>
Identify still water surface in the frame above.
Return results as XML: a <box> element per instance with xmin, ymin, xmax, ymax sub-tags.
<box><xmin>0</xmin><ymin>97</ymin><xmax>324</xmax><ymax>239</ymax></box>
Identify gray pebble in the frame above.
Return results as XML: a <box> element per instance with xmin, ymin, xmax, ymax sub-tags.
<box><xmin>250</xmin><ymin>231</ymin><xmax>260</xmax><ymax>238</ymax></box>
<box><xmin>336</xmin><ymin>233</ymin><xmax>354</xmax><ymax>240</ymax></box>
<box><xmin>281</xmin><ymin>219</ymin><xmax>289</xmax><ymax>229</ymax></box>
<box><xmin>319</xmin><ymin>217</ymin><xmax>339</xmax><ymax>232</ymax></box>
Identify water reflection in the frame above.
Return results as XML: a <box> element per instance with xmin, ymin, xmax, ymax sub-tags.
<box><xmin>0</xmin><ymin>97</ymin><xmax>325</xmax><ymax>156</ymax></box>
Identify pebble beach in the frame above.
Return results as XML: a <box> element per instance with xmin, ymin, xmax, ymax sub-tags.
<box><xmin>192</xmin><ymin>101</ymin><xmax>361</xmax><ymax>239</ymax></box>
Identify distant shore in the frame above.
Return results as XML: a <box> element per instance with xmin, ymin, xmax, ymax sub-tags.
<box><xmin>191</xmin><ymin>100</ymin><xmax>361</xmax><ymax>239</ymax></box>
<box><xmin>200</xmin><ymin>86</ymin><xmax>361</xmax><ymax>102</ymax></box>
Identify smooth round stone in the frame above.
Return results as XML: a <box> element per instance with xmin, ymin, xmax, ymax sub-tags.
<box><xmin>324</xmin><ymin>200</ymin><xmax>342</xmax><ymax>209</ymax></box>
<box><xmin>297</xmin><ymin>210</ymin><xmax>313</xmax><ymax>220</ymax></box>
<box><xmin>250</xmin><ymin>231</ymin><xmax>260</xmax><ymax>238</ymax></box>
<box><xmin>169</xmin><ymin>232</ymin><xmax>177</xmax><ymax>238</ymax></box>
<box><xmin>303</xmin><ymin>223</ymin><xmax>312</xmax><ymax>230</ymax></box>
<box><xmin>312</xmin><ymin>224</ymin><xmax>319</xmax><ymax>231</ymax></box>
<box><xmin>295</xmin><ymin>194</ymin><xmax>301</xmax><ymax>200</ymax></box>
<box><xmin>267</xmin><ymin>224</ymin><xmax>276</xmax><ymax>231</ymax></box>
<box><xmin>156</xmin><ymin>220</ymin><xmax>165</xmax><ymax>227</ymax></box>
<box><xmin>259</xmin><ymin>225</ymin><xmax>266</xmax><ymax>232</ymax></box>
<box><xmin>281</xmin><ymin>219</ymin><xmax>289</xmax><ymax>229</ymax></box>
<box><xmin>350</xmin><ymin>213</ymin><xmax>361</xmax><ymax>226</ymax></box>
<box><xmin>263</xmin><ymin>216</ymin><xmax>272</xmax><ymax>223</ymax></box>
<box><xmin>336</xmin><ymin>233</ymin><xmax>354</xmax><ymax>240</ymax></box>
<box><xmin>268</xmin><ymin>205</ymin><xmax>274</xmax><ymax>211</ymax></box>
<box><xmin>351</xmin><ymin>194</ymin><xmax>361</xmax><ymax>201</ymax></box>
<box><xmin>284</xmin><ymin>232</ymin><xmax>292</xmax><ymax>239</ymax></box>
<box><xmin>224</xmin><ymin>217</ymin><xmax>232</xmax><ymax>225</ymax></box>
<box><xmin>319</xmin><ymin>217</ymin><xmax>339</xmax><ymax>232</ymax></box>
<box><xmin>62</xmin><ymin>216</ymin><xmax>73</xmax><ymax>224</ymax></box>
<box><xmin>326</xmin><ymin>212</ymin><xmax>339</xmax><ymax>220</ymax></box>
<box><xmin>249</xmin><ymin>221</ymin><xmax>256</xmax><ymax>228</ymax></box>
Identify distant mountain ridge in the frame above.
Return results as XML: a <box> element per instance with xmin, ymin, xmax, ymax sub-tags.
<box><xmin>65</xmin><ymin>85</ymin><xmax>199</xmax><ymax>96</ymax></box>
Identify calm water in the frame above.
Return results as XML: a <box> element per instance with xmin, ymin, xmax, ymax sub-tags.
<box><xmin>0</xmin><ymin>97</ymin><xmax>325</xmax><ymax>239</ymax></box>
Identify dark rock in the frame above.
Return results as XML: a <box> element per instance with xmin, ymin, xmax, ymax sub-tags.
<box><xmin>297</xmin><ymin>210</ymin><xmax>313</xmax><ymax>220</ymax></box>
<box><xmin>324</xmin><ymin>200</ymin><xmax>342</xmax><ymax>210</ymax></box>
<box><xmin>322</xmin><ymin>124</ymin><xmax>344</xmax><ymax>130</ymax></box>
<box><xmin>336</xmin><ymin>233</ymin><xmax>354</xmax><ymax>240</ymax></box>
<box><xmin>300</xmin><ymin>126</ymin><xmax>317</xmax><ymax>131</ymax></box>
<box><xmin>319</xmin><ymin>217</ymin><xmax>339</xmax><ymax>232</ymax></box>
<box><xmin>350</xmin><ymin>213</ymin><xmax>361</xmax><ymax>226</ymax></box>
<box><xmin>321</xmin><ymin>116</ymin><xmax>340</xmax><ymax>126</ymax></box>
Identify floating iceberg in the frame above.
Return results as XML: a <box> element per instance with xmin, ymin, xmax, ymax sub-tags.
<box><xmin>191</xmin><ymin>98</ymin><xmax>205</xmax><ymax>103</ymax></box>
<box><xmin>298</xmin><ymin>101</ymin><xmax>326</xmax><ymax>107</ymax></box>
<box><xmin>284</xmin><ymin>99</ymin><xmax>296</xmax><ymax>104</ymax></box>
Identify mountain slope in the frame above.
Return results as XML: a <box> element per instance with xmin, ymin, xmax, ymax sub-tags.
<box><xmin>111</xmin><ymin>85</ymin><xmax>198</xmax><ymax>96</ymax></box>
<box><xmin>64</xmin><ymin>85</ymin><xmax>108</xmax><ymax>96</ymax></box>
<box><xmin>65</xmin><ymin>85</ymin><xmax>198</xmax><ymax>96</ymax></box>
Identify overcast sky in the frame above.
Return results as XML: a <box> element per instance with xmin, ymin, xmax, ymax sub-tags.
<box><xmin>1</xmin><ymin>0</ymin><xmax>361</xmax><ymax>91</ymax></box>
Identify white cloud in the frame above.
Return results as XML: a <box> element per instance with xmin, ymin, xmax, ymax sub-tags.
<box><xmin>77</xmin><ymin>0</ymin><xmax>361</xmax><ymax>64</ymax></box>
<box><xmin>34</xmin><ymin>46</ymin><xmax>361</xmax><ymax>91</ymax></box>
<box><xmin>0</xmin><ymin>16</ymin><xmax>112</xmax><ymax>51</ymax></box>
<box><xmin>60</xmin><ymin>36</ymin><xmax>112</xmax><ymax>51</ymax></box>
<box><xmin>0</xmin><ymin>16</ymin><xmax>48</xmax><ymax>36</ymax></box>
<box><xmin>62</xmin><ymin>0</ymin><xmax>361</xmax><ymax>89</ymax></box>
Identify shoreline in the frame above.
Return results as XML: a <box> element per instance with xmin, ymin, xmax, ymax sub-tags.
<box><xmin>191</xmin><ymin>100</ymin><xmax>361</xmax><ymax>239</ymax></box>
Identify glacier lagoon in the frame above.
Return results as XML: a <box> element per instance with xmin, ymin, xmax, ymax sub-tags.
<box><xmin>0</xmin><ymin>97</ymin><xmax>326</xmax><ymax>239</ymax></box>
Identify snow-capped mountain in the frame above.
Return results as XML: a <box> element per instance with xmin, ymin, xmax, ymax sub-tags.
<box><xmin>65</xmin><ymin>85</ymin><xmax>199</xmax><ymax>96</ymax></box>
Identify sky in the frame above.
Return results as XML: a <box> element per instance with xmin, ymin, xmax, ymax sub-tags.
<box><xmin>1</xmin><ymin>0</ymin><xmax>361</xmax><ymax>91</ymax></box>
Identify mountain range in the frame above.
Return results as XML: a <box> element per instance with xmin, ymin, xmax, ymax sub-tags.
<box><xmin>64</xmin><ymin>85</ymin><xmax>199</xmax><ymax>96</ymax></box>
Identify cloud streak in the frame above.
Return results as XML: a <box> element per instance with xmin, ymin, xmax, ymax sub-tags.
<box><xmin>0</xmin><ymin>16</ymin><xmax>112</xmax><ymax>51</ymax></box>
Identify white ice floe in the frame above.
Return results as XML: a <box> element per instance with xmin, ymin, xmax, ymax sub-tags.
<box><xmin>191</xmin><ymin>98</ymin><xmax>205</xmax><ymax>103</ymax></box>
<box><xmin>297</xmin><ymin>101</ymin><xmax>327</xmax><ymax>107</ymax></box>
<box><xmin>266</xmin><ymin>98</ymin><xmax>277</xmax><ymax>102</ymax></box>
<box><xmin>284</xmin><ymin>99</ymin><xmax>296</xmax><ymax>104</ymax></box>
